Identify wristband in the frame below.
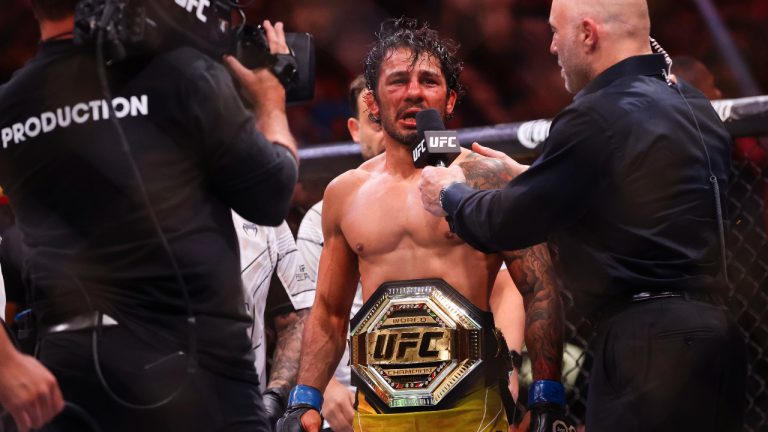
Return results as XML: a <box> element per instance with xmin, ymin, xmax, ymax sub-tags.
<box><xmin>287</xmin><ymin>385</ymin><xmax>323</xmax><ymax>411</ymax></box>
<box><xmin>528</xmin><ymin>380</ymin><xmax>565</xmax><ymax>407</ymax></box>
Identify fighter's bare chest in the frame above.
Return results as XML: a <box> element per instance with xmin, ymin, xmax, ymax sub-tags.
<box><xmin>339</xmin><ymin>179</ymin><xmax>461</xmax><ymax>256</ymax></box>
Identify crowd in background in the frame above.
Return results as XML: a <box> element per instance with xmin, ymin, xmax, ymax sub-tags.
<box><xmin>2</xmin><ymin>0</ymin><xmax>767</xmax><ymax>146</ymax></box>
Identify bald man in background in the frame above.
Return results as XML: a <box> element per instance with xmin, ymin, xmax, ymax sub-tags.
<box><xmin>419</xmin><ymin>0</ymin><xmax>747</xmax><ymax>430</ymax></box>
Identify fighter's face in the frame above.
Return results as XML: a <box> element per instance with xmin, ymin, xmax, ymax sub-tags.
<box><xmin>370</xmin><ymin>48</ymin><xmax>456</xmax><ymax>146</ymax></box>
<box><xmin>549</xmin><ymin>0</ymin><xmax>591</xmax><ymax>94</ymax></box>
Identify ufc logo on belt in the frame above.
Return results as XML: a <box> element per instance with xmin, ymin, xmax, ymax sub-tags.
<box><xmin>367</xmin><ymin>328</ymin><xmax>453</xmax><ymax>364</ymax></box>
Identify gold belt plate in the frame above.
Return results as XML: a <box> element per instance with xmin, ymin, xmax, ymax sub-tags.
<box><xmin>349</xmin><ymin>279</ymin><xmax>485</xmax><ymax>410</ymax></box>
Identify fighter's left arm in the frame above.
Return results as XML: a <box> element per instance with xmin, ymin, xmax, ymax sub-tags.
<box><xmin>503</xmin><ymin>246</ymin><xmax>573</xmax><ymax>432</ymax></box>
<box><xmin>502</xmin><ymin>244</ymin><xmax>564</xmax><ymax>383</ymax></box>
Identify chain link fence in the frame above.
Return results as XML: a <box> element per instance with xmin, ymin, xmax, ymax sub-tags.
<box><xmin>724</xmin><ymin>137</ymin><xmax>767</xmax><ymax>431</ymax></box>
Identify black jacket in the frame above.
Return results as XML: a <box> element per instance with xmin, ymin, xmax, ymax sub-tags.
<box><xmin>0</xmin><ymin>40</ymin><xmax>297</xmax><ymax>382</ymax></box>
<box><xmin>443</xmin><ymin>54</ymin><xmax>731</xmax><ymax>316</ymax></box>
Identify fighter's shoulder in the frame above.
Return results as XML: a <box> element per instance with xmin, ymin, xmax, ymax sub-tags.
<box><xmin>324</xmin><ymin>167</ymin><xmax>369</xmax><ymax>205</ymax></box>
<box><xmin>358</xmin><ymin>152</ymin><xmax>386</xmax><ymax>171</ymax></box>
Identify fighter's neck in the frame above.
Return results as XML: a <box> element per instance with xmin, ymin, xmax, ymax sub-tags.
<box><xmin>382</xmin><ymin>136</ymin><xmax>419</xmax><ymax>177</ymax></box>
<box><xmin>39</xmin><ymin>16</ymin><xmax>75</xmax><ymax>42</ymax></box>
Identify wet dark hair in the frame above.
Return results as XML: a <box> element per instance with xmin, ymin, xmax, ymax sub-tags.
<box><xmin>348</xmin><ymin>75</ymin><xmax>367</xmax><ymax>119</ymax></box>
<box><xmin>363</xmin><ymin>17</ymin><xmax>464</xmax><ymax>104</ymax></box>
<box><xmin>30</xmin><ymin>0</ymin><xmax>79</xmax><ymax>20</ymax></box>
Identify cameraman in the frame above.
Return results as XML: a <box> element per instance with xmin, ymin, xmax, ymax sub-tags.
<box><xmin>0</xmin><ymin>1</ymin><xmax>299</xmax><ymax>431</ymax></box>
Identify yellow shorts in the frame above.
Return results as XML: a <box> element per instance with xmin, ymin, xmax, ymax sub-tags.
<box><xmin>353</xmin><ymin>383</ymin><xmax>509</xmax><ymax>432</ymax></box>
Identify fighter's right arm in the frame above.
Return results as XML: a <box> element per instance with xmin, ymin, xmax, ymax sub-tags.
<box><xmin>297</xmin><ymin>177</ymin><xmax>360</xmax><ymax>389</ymax></box>
<box><xmin>283</xmin><ymin>176</ymin><xmax>361</xmax><ymax>431</ymax></box>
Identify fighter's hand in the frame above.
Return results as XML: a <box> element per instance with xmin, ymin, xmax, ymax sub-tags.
<box><xmin>321</xmin><ymin>379</ymin><xmax>354</xmax><ymax>432</ymax></box>
<box><xmin>471</xmin><ymin>142</ymin><xmax>528</xmax><ymax>178</ymax></box>
<box><xmin>418</xmin><ymin>165</ymin><xmax>466</xmax><ymax>217</ymax></box>
<box><xmin>276</xmin><ymin>406</ymin><xmax>322</xmax><ymax>432</ymax></box>
<box><xmin>528</xmin><ymin>403</ymin><xmax>576</xmax><ymax>432</ymax></box>
<box><xmin>0</xmin><ymin>349</ymin><xmax>64</xmax><ymax>432</ymax></box>
<box><xmin>527</xmin><ymin>381</ymin><xmax>575</xmax><ymax>432</ymax></box>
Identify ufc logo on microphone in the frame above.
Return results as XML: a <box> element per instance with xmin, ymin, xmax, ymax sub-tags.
<box><xmin>423</xmin><ymin>131</ymin><xmax>460</xmax><ymax>154</ymax></box>
<box><xmin>412</xmin><ymin>140</ymin><xmax>427</xmax><ymax>162</ymax></box>
<box><xmin>428</xmin><ymin>136</ymin><xmax>458</xmax><ymax>148</ymax></box>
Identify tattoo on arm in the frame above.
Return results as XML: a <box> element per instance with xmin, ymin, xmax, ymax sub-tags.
<box><xmin>267</xmin><ymin>308</ymin><xmax>311</xmax><ymax>395</ymax></box>
<box><xmin>504</xmin><ymin>244</ymin><xmax>564</xmax><ymax>381</ymax></box>
<box><xmin>458</xmin><ymin>152</ymin><xmax>515</xmax><ymax>190</ymax></box>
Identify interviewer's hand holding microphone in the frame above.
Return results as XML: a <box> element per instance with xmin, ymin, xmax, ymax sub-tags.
<box><xmin>416</xmin><ymin>109</ymin><xmax>528</xmax><ymax>217</ymax></box>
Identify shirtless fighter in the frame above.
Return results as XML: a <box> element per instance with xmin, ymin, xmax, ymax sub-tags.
<box><xmin>278</xmin><ymin>18</ymin><xmax>566</xmax><ymax>432</ymax></box>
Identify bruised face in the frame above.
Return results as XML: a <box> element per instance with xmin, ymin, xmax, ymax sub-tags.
<box><xmin>368</xmin><ymin>48</ymin><xmax>457</xmax><ymax>146</ymax></box>
<box><xmin>549</xmin><ymin>0</ymin><xmax>592</xmax><ymax>94</ymax></box>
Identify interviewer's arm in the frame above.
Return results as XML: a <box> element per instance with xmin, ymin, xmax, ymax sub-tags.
<box><xmin>443</xmin><ymin>107</ymin><xmax>612</xmax><ymax>252</ymax></box>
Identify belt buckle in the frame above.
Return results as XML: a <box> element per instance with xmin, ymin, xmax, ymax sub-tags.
<box><xmin>349</xmin><ymin>279</ymin><xmax>486</xmax><ymax>411</ymax></box>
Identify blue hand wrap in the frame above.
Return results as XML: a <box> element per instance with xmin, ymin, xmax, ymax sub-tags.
<box><xmin>287</xmin><ymin>385</ymin><xmax>323</xmax><ymax>411</ymax></box>
<box><xmin>528</xmin><ymin>380</ymin><xmax>565</xmax><ymax>407</ymax></box>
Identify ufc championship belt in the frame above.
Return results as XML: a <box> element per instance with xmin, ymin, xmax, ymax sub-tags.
<box><xmin>349</xmin><ymin>279</ymin><xmax>507</xmax><ymax>412</ymax></box>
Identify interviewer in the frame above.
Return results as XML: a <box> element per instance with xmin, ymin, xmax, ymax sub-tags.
<box><xmin>418</xmin><ymin>0</ymin><xmax>746</xmax><ymax>430</ymax></box>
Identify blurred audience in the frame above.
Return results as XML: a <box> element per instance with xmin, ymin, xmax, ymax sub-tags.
<box><xmin>2</xmin><ymin>0</ymin><xmax>766</xmax><ymax>147</ymax></box>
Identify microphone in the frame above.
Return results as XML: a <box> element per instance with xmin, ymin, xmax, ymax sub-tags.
<box><xmin>412</xmin><ymin>109</ymin><xmax>461</xmax><ymax>168</ymax></box>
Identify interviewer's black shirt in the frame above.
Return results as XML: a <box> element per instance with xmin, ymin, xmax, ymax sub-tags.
<box><xmin>0</xmin><ymin>40</ymin><xmax>298</xmax><ymax>382</ymax></box>
<box><xmin>443</xmin><ymin>54</ymin><xmax>731</xmax><ymax>317</ymax></box>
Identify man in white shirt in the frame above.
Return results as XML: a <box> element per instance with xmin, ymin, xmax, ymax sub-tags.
<box><xmin>233</xmin><ymin>212</ymin><xmax>314</xmax><ymax>429</ymax></box>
